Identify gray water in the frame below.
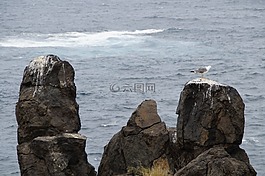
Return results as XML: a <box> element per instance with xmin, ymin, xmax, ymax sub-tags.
<box><xmin>0</xmin><ymin>0</ymin><xmax>264</xmax><ymax>175</ymax></box>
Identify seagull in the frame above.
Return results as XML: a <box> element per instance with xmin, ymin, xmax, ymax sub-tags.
<box><xmin>191</xmin><ymin>65</ymin><xmax>211</xmax><ymax>78</ymax></box>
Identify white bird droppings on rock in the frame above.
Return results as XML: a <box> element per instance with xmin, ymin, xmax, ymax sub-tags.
<box><xmin>186</xmin><ymin>78</ymin><xmax>227</xmax><ymax>86</ymax></box>
<box><xmin>27</xmin><ymin>55</ymin><xmax>60</xmax><ymax>96</ymax></box>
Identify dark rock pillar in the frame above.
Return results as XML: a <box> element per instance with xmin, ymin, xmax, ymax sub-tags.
<box><xmin>176</xmin><ymin>78</ymin><xmax>244</xmax><ymax>147</ymax></box>
<box><xmin>16</xmin><ymin>55</ymin><xmax>96</xmax><ymax>176</ymax></box>
<box><xmin>172</xmin><ymin>78</ymin><xmax>256</xmax><ymax>175</ymax></box>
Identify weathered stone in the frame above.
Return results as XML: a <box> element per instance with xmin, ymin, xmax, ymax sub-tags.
<box><xmin>127</xmin><ymin>99</ymin><xmax>161</xmax><ymax>129</ymax></box>
<box><xmin>16</xmin><ymin>55</ymin><xmax>80</xmax><ymax>144</ymax></box>
<box><xmin>122</xmin><ymin>122</ymin><xmax>168</xmax><ymax>168</ymax></box>
<box><xmin>16</xmin><ymin>55</ymin><xmax>96</xmax><ymax>176</ymax></box>
<box><xmin>96</xmin><ymin>78</ymin><xmax>256</xmax><ymax>175</ymax></box>
<box><xmin>174</xmin><ymin>147</ymin><xmax>256</xmax><ymax>176</ymax></box>
<box><xmin>168</xmin><ymin>78</ymin><xmax>256</xmax><ymax>175</ymax></box>
<box><xmin>17</xmin><ymin>133</ymin><xmax>96</xmax><ymax>176</ymax></box>
<box><xmin>176</xmin><ymin>78</ymin><xmax>244</xmax><ymax>147</ymax></box>
<box><xmin>98</xmin><ymin>100</ymin><xmax>169</xmax><ymax>176</ymax></box>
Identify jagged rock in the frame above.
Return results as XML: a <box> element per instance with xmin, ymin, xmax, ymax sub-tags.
<box><xmin>18</xmin><ymin>133</ymin><xmax>96</xmax><ymax>176</ymax></box>
<box><xmin>174</xmin><ymin>146</ymin><xmax>256</xmax><ymax>176</ymax></box>
<box><xmin>16</xmin><ymin>55</ymin><xmax>96</xmax><ymax>176</ymax></box>
<box><xmin>98</xmin><ymin>100</ymin><xmax>169</xmax><ymax>176</ymax></box>
<box><xmin>97</xmin><ymin>78</ymin><xmax>255</xmax><ymax>175</ymax></box>
<box><xmin>176</xmin><ymin>78</ymin><xmax>245</xmax><ymax>147</ymax></box>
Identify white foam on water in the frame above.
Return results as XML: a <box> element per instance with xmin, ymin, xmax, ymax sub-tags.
<box><xmin>0</xmin><ymin>29</ymin><xmax>164</xmax><ymax>48</ymax></box>
<box><xmin>242</xmin><ymin>137</ymin><xmax>260</xmax><ymax>144</ymax></box>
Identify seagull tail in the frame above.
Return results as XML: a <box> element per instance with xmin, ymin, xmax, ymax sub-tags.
<box><xmin>190</xmin><ymin>70</ymin><xmax>195</xmax><ymax>73</ymax></box>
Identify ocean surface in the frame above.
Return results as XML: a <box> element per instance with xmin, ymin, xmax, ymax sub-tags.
<box><xmin>0</xmin><ymin>0</ymin><xmax>264</xmax><ymax>175</ymax></box>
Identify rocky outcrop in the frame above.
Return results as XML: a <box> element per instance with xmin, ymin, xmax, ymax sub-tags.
<box><xmin>176</xmin><ymin>78</ymin><xmax>244</xmax><ymax>147</ymax></box>
<box><xmin>98</xmin><ymin>78</ymin><xmax>256</xmax><ymax>175</ymax></box>
<box><xmin>17</xmin><ymin>133</ymin><xmax>95</xmax><ymax>176</ymax></box>
<box><xmin>98</xmin><ymin>100</ymin><xmax>169</xmax><ymax>176</ymax></box>
<box><xmin>16</xmin><ymin>55</ymin><xmax>96</xmax><ymax>176</ymax></box>
<box><xmin>171</xmin><ymin>78</ymin><xmax>256</xmax><ymax>175</ymax></box>
<box><xmin>174</xmin><ymin>146</ymin><xmax>256</xmax><ymax>176</ymax></box>
<box><xmin>16</xmin><ymin>55</ymin><xmax>256</xmax><ymax>175</ymax></box>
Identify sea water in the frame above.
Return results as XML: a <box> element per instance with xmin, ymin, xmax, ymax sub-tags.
<box><xmin>0</xmin><ymin>0</ymin><xmax>264</xmax><ymax>175</ymax></box>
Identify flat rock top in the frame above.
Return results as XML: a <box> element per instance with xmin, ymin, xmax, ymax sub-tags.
<box><xmin>186</xmin><ymin>78</ymin><xmax>227</xmax><ymax>86</ymax></box>
<box><xmin>34</xmin><ymin>133</ymin><xmax>86</xmax><ymax>142</ymax></box>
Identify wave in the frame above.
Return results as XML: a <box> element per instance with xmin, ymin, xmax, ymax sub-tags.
<box><xmin>0</xmin><ymin>29</ymin><xmax>164</xmax><ymax>48</ymax></box>
<box><xmin>242</xmin><ymin>137</ymin><xmax>260</xmax><ymax>144</ymax></box>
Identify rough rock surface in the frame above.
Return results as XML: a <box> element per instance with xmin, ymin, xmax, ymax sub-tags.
<box><xmin>176</xmin><ymin>78</ymin><xmax>244</xmax><ymax>147</ymax></box>
<box><xmin>16</xmin><ymin>56</ymin><xmax>256</xmax><ymax>176</ymax></box>
<box><xmin>16</xmin><ymin>55</ymin><xmax>96</xmax><ymax>176</ymax></box>
<box><xmin>170</xmin><ymin>78</ymin><xmax>256</xmax><ymax>175</ymax></box>
<box><xmin>174</xmin><ymin>147</ymin><xmax>256</xmax><ymax>176</ymax></box>
<box><xmin>97</xmin><ymin>78</ymin><xmax>256</xmax><ymax>175</ymax></box>
<box><xmin>18</xmin><ymin>133</ymin><xmax>96</xmax><ymax>176</ymax></box>
<box><xmin>98</xmin><ymin>100</ymin><xmax>169</xmax><ymax>176</ymax></box>
<box><xmin>16</xmin><ymin>55</ymin><xmax>80</xmax><ymax>144</ymax></box>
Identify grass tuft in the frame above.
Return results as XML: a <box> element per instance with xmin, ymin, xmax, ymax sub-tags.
<box><xmin>127</xmin><ymin>157</ymin><xmax>171</xmax><ymax>176</ymax></box>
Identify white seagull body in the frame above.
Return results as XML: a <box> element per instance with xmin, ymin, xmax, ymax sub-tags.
<box><xmin>191</xmin><ymin>65</ymin><xmax>211</xmax><ymax>78</ymax></box>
